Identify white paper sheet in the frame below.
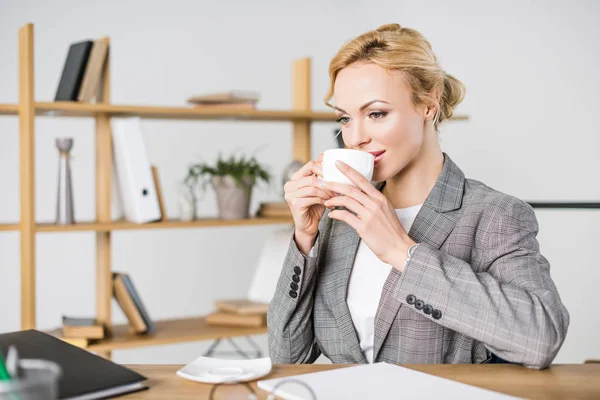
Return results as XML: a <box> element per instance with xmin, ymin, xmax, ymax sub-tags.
<box><xmin>257</xmin><ymin>362</ymin><xmax>521</xmax><ymax>400</ymax></box>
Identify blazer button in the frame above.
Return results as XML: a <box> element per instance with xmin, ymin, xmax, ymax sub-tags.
<box><xmin>292</xmin><ymin>274</ymin><xmax>300</xmax><ymax>283</ymax></box>
<box><xmin>415</xmin><ymin>300</ymin><xmax>424</xmax><ymax>310</ymax></box>
<box><xmin>406</xmin><ymin>295</ymin><xmax>416</xmax><ymax>305</ymax></box>
<box><xmin>289</xmin><ymin>290</ymin><xmax>298</xmax><ymax>298</ymax></box>
<box><xmin>294</xmin><ymin>266</ymin><xmax>302</xmax><ymax>275</ymax></box>
<box><xmin>432</xmin><ymin>309</ymin><xmax>442</xmax><ymax>320</ymax></box>
<box><xmin>290</xmin><ymin>282</ymin><xmax>298</xmax><ymax>291</ymax></box>
<box><xmin>423</xmin><ymin>304</ymin><xmax>433</xmax><ymax>315</ymax></box>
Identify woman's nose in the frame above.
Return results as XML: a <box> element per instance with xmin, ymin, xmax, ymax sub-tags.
<box><xmin>344</xmin><ymin>121</ymin><xmax>371</xmax><ymax>149</ymax></box>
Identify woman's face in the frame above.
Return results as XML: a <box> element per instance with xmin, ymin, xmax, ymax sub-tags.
<box><xmin>333</xmin><ymin>62</ymin><xmax>430</xmax><ymax>183</ymax></box>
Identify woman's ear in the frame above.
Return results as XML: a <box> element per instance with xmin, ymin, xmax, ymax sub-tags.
<box><xmin>424</xmin><ymin>104</ymin><xmax>437</xmax><ymax>121</ymax></box>
<box><xmin>424</xmin><ymin>89</ymin><xmax>442</xmax><ymax>121</ymax></box>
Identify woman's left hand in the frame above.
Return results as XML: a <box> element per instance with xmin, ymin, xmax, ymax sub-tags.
<box><xmin>321</xmin><ymin>160</ymin><xmax>416</xmax><ymax>272</ymax></box>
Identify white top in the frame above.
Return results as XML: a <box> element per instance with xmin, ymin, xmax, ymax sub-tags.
<box><xmin>346</xmin><ymin>203</ymin><xmax>423</xmax><ymax>363</ymax></box>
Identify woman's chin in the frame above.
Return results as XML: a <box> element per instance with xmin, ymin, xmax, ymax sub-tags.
<box><xmin>372</xmin><ymin>168</ymin><xmax>389</xmax><ymax>184</ymax></box>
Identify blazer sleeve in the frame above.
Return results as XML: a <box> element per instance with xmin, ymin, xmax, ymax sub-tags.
<box><xmin>267</xmin><ymin>211</ymin><xmax>329</xmax><ymax>364</ymax></box>
<box><xmin>396</xmin><ymin>199</ymin><xmax>570</xmax><ymax>369</ymax></box>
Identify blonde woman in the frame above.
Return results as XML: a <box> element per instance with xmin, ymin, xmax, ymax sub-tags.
<box><xmin>267</xmin><ymin>24</ymin><xmax>569</xmax><ymax>369</ymax></box>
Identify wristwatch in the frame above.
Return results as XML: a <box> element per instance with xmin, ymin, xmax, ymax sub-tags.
<box><xmin>404</xmin><ymin>243</ymin><xmax>420</xmax><ymax>269</ymax></box>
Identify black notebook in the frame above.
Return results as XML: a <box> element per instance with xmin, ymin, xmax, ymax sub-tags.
<box><xmin>55</xmin><ymin>40</ymin><xmax>93</xmax><ymax>101</ymax></box>
<box><xmin>0</xmin><ymin>329</ymin><xmax>148</xmax><ymax>399</ymax></box>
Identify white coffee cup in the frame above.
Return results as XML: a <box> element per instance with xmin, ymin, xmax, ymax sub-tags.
<box><xmin>322</xmin><ymin>149</ymin><xmax>374</xmax><ymax>187</ymax></box>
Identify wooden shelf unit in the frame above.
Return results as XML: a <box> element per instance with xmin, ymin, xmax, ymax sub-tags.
<box><xmin>0</xmin><ymin>23</ymin><xmax>329</xmax><ymax>360</ymax></box>
<box><xmin>3</xmin><ymin>23</ymin><xmax>468</xmax><ymax>359</ymax></box>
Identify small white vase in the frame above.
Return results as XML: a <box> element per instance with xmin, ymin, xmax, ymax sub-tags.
<box><xmin>178</xmin><ymin>192</ymin><xmax>196</xmax><ymax>221</ymax></box>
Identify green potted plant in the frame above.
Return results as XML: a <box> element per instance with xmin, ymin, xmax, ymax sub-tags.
<box><xmin>184</xmin><ymin>151</ymin><xmax>271</xmax><ymax>220</ymax></box>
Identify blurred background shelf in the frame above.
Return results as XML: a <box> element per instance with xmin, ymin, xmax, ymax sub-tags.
<box><xmin>0</xmin><ymin>101</ymin><xmax>471</xmax><ymax>122</ymax></box>
<box><xmin>48</xmin><ymin>316</ymin><xmax>268</xmax><ymax>352</ymax></box>
<box><xmin>35</xmin><ymin>217</ymin><xmax>294</xmax><ymax>232</ymax></box>
<box><xmin>0</xmin><ymin>223</ymin><xmax>20</xmax><ymax>231</ymax></box>
<box><xmin>0</xmin><ymin>104</ymin><xmax>18</xmax><ymax>115</ymax></box>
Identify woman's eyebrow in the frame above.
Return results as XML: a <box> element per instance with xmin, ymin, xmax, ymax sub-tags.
<box><xmin>333</xmin><ymin>99</ymin><xmax>391</xmax><ymax>114</ymax></box>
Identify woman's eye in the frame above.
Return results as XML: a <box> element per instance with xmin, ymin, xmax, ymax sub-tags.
<box><xmin>369</xmin><ymin>111</ymin><xmax>388</xmax><ymax>120</ymax></box>
<box><xmin>336</xmin><ymin>116</ymin><xmax>351</xmax><ymax>125</ymax></box>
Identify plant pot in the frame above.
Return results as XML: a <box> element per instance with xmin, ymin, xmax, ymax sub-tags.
<box><xmin>211</xmin><ymin>175</ymin><xmax>254</xmax><ymax>220</ymax></box>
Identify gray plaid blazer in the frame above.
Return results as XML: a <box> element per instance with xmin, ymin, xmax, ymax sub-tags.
<box><xmin>267</xmin><ymin>152</ymin><xmax>569</xmax><ymax>369</ymax></box>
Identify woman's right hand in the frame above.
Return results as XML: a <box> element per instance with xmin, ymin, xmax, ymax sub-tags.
<box><xmin>284</xmin><ymin>153</ymin><xmax>334</xmax><ymax>241</ymax></box>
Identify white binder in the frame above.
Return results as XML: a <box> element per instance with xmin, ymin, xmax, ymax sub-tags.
<box><xmin>111</xmin><ymin>117</ymin><xmax>161</xmax><ymax>224</ymax></box>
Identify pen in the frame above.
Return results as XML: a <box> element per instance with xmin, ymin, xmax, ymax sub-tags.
<box><xmin>0</xmin><ymin>350</ymin><xmax>12</xmax><ymax>381</ymax></box>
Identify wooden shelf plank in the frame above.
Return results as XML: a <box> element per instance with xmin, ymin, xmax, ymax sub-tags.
<box><xmin>34</xmin><ymin>102</ymin><xmax>470</xmax><ymax>122</ymax></box>
<box><xmin>48</xmin><ymin>316</ymin><xmax>268</xmax><ymax>352</ymax></box>
<box><xmin>4</xmin><ymin>102</ymin><xmax>470</xmax><ymax>122</ymax></box>
<box><xmin>35</xmin><ymin>102</ymin><xmax>339</xmax><ymax>122</ymax></box>
<box><xmin>0</xmin><ymin>223</ymin><xmax>20</xmax><ymax>231</ymax></box>
<box><xmin>36</xmin><ymin>216</ymin><xmax>293</xmax><ymax>232</ymax></box>
<box><xmin>0</xmin><ymin>104</ymin><xmax>18</xmax><ymax>116</ymax></box>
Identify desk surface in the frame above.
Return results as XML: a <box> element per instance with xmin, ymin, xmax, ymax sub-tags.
<box><xmin>123</xmin><ymin>363</ymin><xmax>600</xmax><ymax>399</ymax></box>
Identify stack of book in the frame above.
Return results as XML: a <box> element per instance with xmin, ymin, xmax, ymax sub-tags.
<box><xmin>206</xmin><ymin>299</ymin><xmax>269</xmax><ymax>328</ymax></box>
<box><xmin>55</xmin><ymin>37</ymin><xmax>110</xmax><ymax>102</ymax></box>
<box><xmin>256</xmin><ymin>201</ymin><xmax>292</xmax><ymax>218</ymax></box>
<box><xmin>186</xmin><ymin>90</ymin><xmax>260</xmax><ymax>110</ymax></box>
<box><xmin>61</xmin><ymin>316</ymin><xmax>106</xmax><ymax>348</ymax></box>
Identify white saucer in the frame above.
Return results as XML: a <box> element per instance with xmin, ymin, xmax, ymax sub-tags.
<box><xmin>176</xmin><ymin>356</ymin><xmax>272</xmax><ymax>384</ymax></box>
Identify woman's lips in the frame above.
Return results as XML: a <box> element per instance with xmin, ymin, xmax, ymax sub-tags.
<box><xmin>373</xmin><ymin>151</ymin><xmax>386</xmax><ymax>165</ymax></box>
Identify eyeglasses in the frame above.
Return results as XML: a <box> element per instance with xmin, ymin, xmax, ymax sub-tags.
<box><xmin>208</xmin><ymin>377</ymin><xmax>317</xmax><ymax>400</ymax></box>
<box><xmin>209</xmin><ymin>379</ymin><xmax>257</xmax><ymax>400</ymax></box>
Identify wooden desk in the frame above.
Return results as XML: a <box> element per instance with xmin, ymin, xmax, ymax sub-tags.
<box><xmin>123</xmin><ymin>363</ymin><xmax>600</xmax><ymax>399</ymax></box>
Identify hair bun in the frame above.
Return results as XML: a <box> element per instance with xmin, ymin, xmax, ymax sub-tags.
<box><xmin>376</xmin><ymin>23</ymin><xmax>402</xmax><ymax>33</ymax></box>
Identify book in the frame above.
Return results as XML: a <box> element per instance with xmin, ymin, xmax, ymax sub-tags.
<box><xmin>61</xmin><ymin>316</ymin><xmax>105</xmax><ymax>340</ymax></box>
<box><xmin>113</xmin><ymin>273</ymin><xmax>148</xmax><ymax>334</ymax></box>
<box><xmin>206</xmin><ymin>311</ymin><xmax>266</xmax><ymax>327</ymax></box>
<box><xmin>151</xmin><ymin>165</ymin><xmax>167</xmax><ymax>221</ymax></box>
<box><xmin>55</xmin><ymin>40</ymin><xmax>94</xmax><ymax>101</ymax></box>
<box><xmin>192</xmin><ymin>102</ymin><xmax>256</xmax><ymax>110</ymax></box>
<box><xmin>257</xmin><ymin>201</ymin><xmax>292</xmax><ymax>218</ymax></box>
<box><xmin>214</xmin><ymin>299</ymin><xmax>269</xmax><ymax>315</ymax></box>
<box><xmin>258</xmin><ymin>201</ymin><xmax>290</xmax><ymax>210</ymax></box>
<box><xmin>113</xmin><ymin>272</ymin><xmax>156</xmax><ymax>334</ymax></box>
<box><xmin>186</xmin><ymin>90</ymin><xmax>260</xmax><ymax>104</ymax></box>
<box><xmin>0</xmin><ymin>329</ymin><xmax>148</xmax><ymax>399</ymax></box>
<box><xmin>78</xmin><ymin>36</ymin><xmax>110</xmax><ymax>102</ymax></box>
<box><xmin>60</xmin><ymin>337</ymin><xmax>90</xmax><ymax>348</ymax></box>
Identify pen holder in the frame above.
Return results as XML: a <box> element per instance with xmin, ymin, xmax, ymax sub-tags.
<box><xmin>0</xmin><ymin>359</ymin><xmax>62</xmax><ymax>400</ymax></box>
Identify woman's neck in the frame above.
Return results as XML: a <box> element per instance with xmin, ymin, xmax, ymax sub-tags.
<box><xmin>383</xmin><ymin>129</ymin><xmax>444</xmax><ymax>209</ymax></box>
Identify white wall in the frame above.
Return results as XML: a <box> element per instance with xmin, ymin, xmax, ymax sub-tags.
<box><xmin>1</xmin><ymin>0</ymin><xmax>598</xmax><ymax>365</ymax></box>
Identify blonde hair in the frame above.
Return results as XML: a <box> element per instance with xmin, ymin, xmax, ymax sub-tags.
<box><xmin>325</xmin><ymin>23</ymin><xmax>465</xmax><ymax>128</ymax></box>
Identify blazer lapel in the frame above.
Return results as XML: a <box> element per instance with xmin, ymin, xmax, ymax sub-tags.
<box><xmin>372</xmin><ymin>152</ymin><xmax>466</xmax><ymax>362</ymax></box>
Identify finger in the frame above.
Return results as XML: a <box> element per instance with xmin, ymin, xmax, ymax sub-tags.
<box><xmin>335</xmin><ymin>160</ymin><xmax>379</xmax><ymax>197</ymax></box>
<box><xmin>294</xmin><ymin>197</ymin><xmax>327</xmax><ymax>209</ymax></box>
<box><xmin>291</xmin><ymin>160</ymin><xmax>323</xmax><ymax>181</ymax></box>
<box><xmin>325</xmin><ymin>195</ymin><xmax>365</xmax><ymax>217</ymax></box>
<box><xmin>287</xmin><ymin>175</ymin><xmax>335</xmax><ymax>198</ymax></box>
<box><xmin>293</xmin><ymin>185</ymin><xmax>334</xmax><ymax>201</ymax></box>
<box><xmin>320</xmin><ymin>180</ymin><xmax>375</xmax><ymax>208</ymax></box>
<box><xmin>318</xmin><ymin>152</ymin><xmax>324</xmax><ymax>163</ymax></box>
<box><xmin>328</xmin><ymin>209</ymin><xmax>361</xmax><ymax>229</ymax></box>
